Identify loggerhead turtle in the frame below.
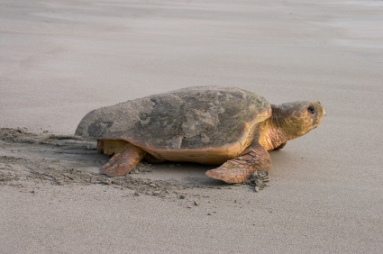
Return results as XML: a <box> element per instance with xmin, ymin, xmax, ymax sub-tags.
<box><xmin>75</xmin><ymin>86</ymin><xmax>325</xmax><ymax>184</ymax></box>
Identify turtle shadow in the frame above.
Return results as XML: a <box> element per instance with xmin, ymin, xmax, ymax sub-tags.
<box><xmin>132</xmin><ymin>162</ymin><xmax>228</xmax><ymax>188</ymax></box>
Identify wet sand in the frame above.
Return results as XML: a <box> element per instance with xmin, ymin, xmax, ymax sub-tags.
<box><xmin>1</xmin><ymin>0</ymin><xmax>383</xmax><ymax>253</ymax></box>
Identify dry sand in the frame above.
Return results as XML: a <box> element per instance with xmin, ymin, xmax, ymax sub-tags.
<box><xmin>1</xmin><ymin>0</ymin><xmax>383</xmax><ymax>253</ymax></box>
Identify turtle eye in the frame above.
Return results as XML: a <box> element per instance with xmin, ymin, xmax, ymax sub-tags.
<box><xmin>307</xmin><ymin>105</ymin><xmax>316</xmax><ymax>114</ymax></box>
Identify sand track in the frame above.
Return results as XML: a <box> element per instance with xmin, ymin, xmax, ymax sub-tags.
<box><xmin>0</xmin><ymin>128</ymin><xmax>197</xmax><ymax>195</ymax></box>
<box><xmin>0</xmin><ymin>128</ymin><xmax>246</xmax><ymax>196</ymax></box>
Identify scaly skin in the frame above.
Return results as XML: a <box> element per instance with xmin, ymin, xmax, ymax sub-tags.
<box><xmin>100</xmin><ymin>143</ymin><xmax>145</xmax><ymax>177</ymax></box>
<box><xmin>205</xmin><ymin>145</ymin><xmax>271</xmax><ymax>184</ymax></box>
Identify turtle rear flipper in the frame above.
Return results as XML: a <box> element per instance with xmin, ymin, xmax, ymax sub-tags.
<box><xmin>101</xmin><ymin>144</ymin><xmax>145</xmax><ymax>177</ymax></box>
<box><xmin>205</xmin><ymin>145</ymin><xmax>271</xmax><ymax>184</ymax></box>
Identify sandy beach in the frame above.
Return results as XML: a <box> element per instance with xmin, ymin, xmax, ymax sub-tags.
<box><xmin>1</xmin><ymin>0</ymin><xmax>383</xmax><ymax>253</ymax></box>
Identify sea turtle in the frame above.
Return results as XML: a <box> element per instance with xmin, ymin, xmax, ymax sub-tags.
<box><xmin>75</xmin><ymin>86</ymin><xmax>325</xmax><ymax>184</ymax></box>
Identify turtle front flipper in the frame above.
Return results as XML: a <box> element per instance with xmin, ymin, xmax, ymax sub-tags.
<box><xmin>205</xmin><ymin>145</ymin><xmax>271</xmax><ymax>184</ymax></box>
<box><xmin>101</xmin><ymin>144</ymin><xmax>145</xmax><ymax>177</ymax></box>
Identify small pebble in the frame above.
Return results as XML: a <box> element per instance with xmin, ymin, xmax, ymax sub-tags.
<box><xmin>254</xmin><ymin>186</ymin><xmax>260</xmax><ymax>192</ymax></box>
<box><xmin>101</xmin><ymin>179</ymin><xmax>111</xmax><ymax>185</ymax></box>
<box><xmin>194</xmin><ymin>201</ymin><xmax>199</xmax><ymax>206</ymax></box>
<box><xmin>152</xmin><ymin>190</ymin><xmax>162</xmax><ymax>196</ymax></box>
<box><xmin>179</xmin><ymin>194</ymin><xmax>186</xmax><ymax>199</ymax></box>
<box><xmin>134</xmin><ymin>192</ymin><xmax>140</xmax><ymax>196</ymax></box>
<box><xmin>255</xmin><ymin>179</ymin><xmax>263</xmax><ymax>186</ymax></box>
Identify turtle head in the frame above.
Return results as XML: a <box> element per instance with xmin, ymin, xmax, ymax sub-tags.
<box><xmin>272</xmin><ymin>101</ymin><xmax>325</xmax><ymax>139</ymax></box>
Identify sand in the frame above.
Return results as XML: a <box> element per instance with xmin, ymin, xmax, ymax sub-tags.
<box><xmin>1</xmin><ymin>0</ymin><xmax>383</xmax><ymax>253</ymax></box>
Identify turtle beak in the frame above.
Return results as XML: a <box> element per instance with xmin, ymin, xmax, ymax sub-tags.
<box><xmin>318</xmin><ymin>101</ymin><xmax>326</xmax><ymax>116</ymax></box>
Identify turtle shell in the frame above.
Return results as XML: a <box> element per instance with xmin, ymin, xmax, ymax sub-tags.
<box><xmin>75</xmin><ymin>86</ymin><xmax>271</xmax><ymax>163</ymax></box>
